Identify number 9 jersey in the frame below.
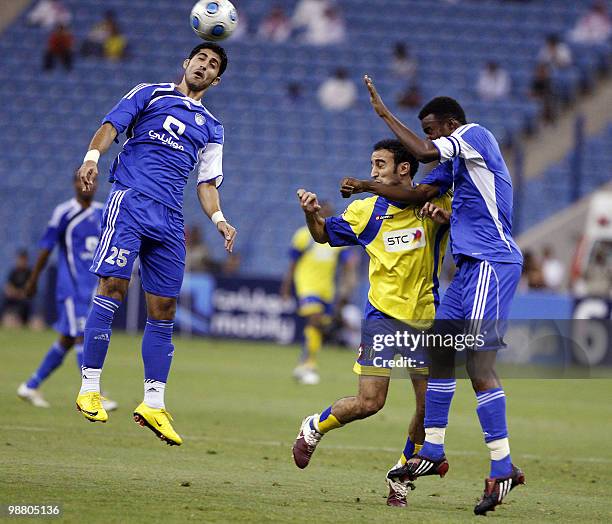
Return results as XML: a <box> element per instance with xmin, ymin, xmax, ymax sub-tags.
<box><xmin>102</xmin><ymin>82</ymin><xmax>225</xmax><ymax>213</ymax></box>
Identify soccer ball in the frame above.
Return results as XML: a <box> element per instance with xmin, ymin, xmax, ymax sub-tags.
<box><xmin>190</xmin><ymin>0</ymin><xmax>238</xmax><ymax>42</ymax></box>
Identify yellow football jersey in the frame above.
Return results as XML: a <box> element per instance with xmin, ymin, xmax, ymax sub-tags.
<box><xmin>290</xmin><ymin>226</ymin><xmax>348</xmax><ymax>303</ymax></box>
<box><xmin>325</xmin><ymin>192</ymin><xmax>451</xmax><ymax>327</ymax></box>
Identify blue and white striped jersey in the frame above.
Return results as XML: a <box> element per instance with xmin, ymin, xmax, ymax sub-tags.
<box><xmin>103</xmin><ymin>82</ymin><xmax>224</xmax><ymax>212</ymax></box>
<box><xmin>421</xmin><ymin>123</ymin><xmax>523</xmax><ymax>265</ymax></box>
<box><xmin>39</xmin><ymin>199</ymin><xmax>103</xmax><ymax>303</ymax></box>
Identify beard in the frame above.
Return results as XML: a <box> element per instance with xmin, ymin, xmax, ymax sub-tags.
<box><xmin>185</xmin><ymin>74</ymin><xmax>212</xmax><ymax>93</ymax></box>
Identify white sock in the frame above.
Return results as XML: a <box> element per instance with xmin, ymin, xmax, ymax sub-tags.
<box><xmin>144</xmin><ymin>380</ymin><xmax>166</xmax><ymax>409</ymax></box>
<box><xmin>486</xmin><ymin>437</ymin><xmax>511</xmax><ymax>461</ymax></box>
<box><xmin>424</xmin><ymin>427</ymin><xmax>446</xmax><ymax>445</ymax></box>
<box><xmin>80</xmin><ymin>367</ymin><xmax>102</xmax><ymax>394</ymax></box>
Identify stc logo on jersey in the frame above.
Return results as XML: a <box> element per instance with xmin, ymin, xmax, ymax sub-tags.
<box><xmin>148</xmin><ymin>115</ymin><xmax>186</xmax><ymax>150</ymax></box>
<box><xmin>383</xmin><ymin>227</ymin><xmax>426</xmax><ymax>252</ymax></box>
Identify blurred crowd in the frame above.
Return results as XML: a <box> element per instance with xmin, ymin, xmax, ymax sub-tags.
<box><xmin>28</xmin><ymin>0</ymin><xmax>128</xmax><ymax>72</ymax></box>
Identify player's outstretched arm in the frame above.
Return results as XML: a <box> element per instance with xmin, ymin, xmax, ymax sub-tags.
<box><xmin>197</xmin><ymin>181</ymin><xmax>237</xmax><ymax>253</ymax></box>
<box><xmin>296</xmin><ymin>189</ymin><xmax>329</xmax><ymax>244</ymax></box>
<box><xmin>364</xmin><ymin>75</ymin><xmax>439</xmax><ymax>163</ymax></box>
<box><xmin>78</xmin><ymin>122</ymin><xmax>118</xmax><ymax>192</ymax></box>
<box><xmin>340</xmin><ymin>177</ymin><xmax>440</xmax><ymax>206</ymax></box>
<box><xmin>24</xmin><ymin>248</ymin><xmax>52</xmax><ymax>298</ymax></box>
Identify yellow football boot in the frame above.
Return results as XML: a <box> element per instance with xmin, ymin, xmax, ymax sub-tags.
<box><xmin>133</xmin><ymin>402</ymin><xmax>183</xmax><ymax>446</ymax></box>
<box><xmin>76</xmin><ymin>392</ymin><xmax>109</xmax><ymax>423</ymax></box>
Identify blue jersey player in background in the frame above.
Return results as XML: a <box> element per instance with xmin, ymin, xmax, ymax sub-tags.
<box><xmin>18</xmin><ymin>173</ymin><xmax>117</xmax><ymax>412</ymax></box>
<box><xmin>339</xmin><ymin>76</ymin><xmax>525</xmax><ymax>515</ymax></box>
<box><xmin>74</xmin><ymin>42</ymin><xmax>236</xmax><ymax>446</ymax></box>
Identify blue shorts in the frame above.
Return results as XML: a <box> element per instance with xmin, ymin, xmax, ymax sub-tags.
<box><xmin>297</xmin><ymin>295</ymin><xmax>333</xmax><ymax>317</ymax></box>
<box><xmin>436</xmin><ymin>256</ymin><xmax>521</xmax><ymax>350</ymax></box>
<box><xmin>354</xmin><ymin>301</ymin><xmax>429</xmax><ymax>377</ymax></box>
<box><xmin>90</xmin><ymin>185</ymin><xmax>186</xmax><ymax>298</ymax></box>
<box><xmin>54</xmin><ymin>297</ymin><xmax>89</xmax><ymax>338</ymax></box>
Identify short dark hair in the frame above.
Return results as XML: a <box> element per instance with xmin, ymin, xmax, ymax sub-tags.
<box><xmin>188</xmin><ymin>42</ymin><xmax>228</xmax><ymax>76</ymax></box>
<box><xmin>418</xmin><ymin>96</ymin><xmax>467</xmax><ymax>125</ymax></box>
<box><xmin>373</xmin><ymin>139</ymin><xmax>419</xmax><ymax>177</ymax></box>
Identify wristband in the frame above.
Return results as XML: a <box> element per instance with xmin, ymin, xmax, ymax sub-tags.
<box><xmin>211</xmin><ymin>211</ymin><xmax>226</xmax><ymax>226</ymax></box>
<box><xmin>83</xmin><ymin>149</ymin><xmax>100</xmax><ymax>164</ymax></box>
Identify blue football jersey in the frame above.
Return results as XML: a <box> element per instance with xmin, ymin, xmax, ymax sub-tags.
<box><xmin>39</xmin><ymin>199</ymin><xmax>104</xmax><ymax>303</ymax></box>
<box><xmin>103</xmin><ymin>82</ymin><xmax>224</xmax><ymax>212</ymax></box>
<box><xmin>421</xmin><ymin>124</ymin><xmax>523</xmax><ymax>265</ymax></box>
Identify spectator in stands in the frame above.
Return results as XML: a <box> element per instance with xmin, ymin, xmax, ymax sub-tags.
<box><xmin>397</xmin><ymin>83</ymin><xmax>422</xmax><ymax>109</ymax></box>
<box><xmin>583</xmin><ymin>246</ymin><xmax>612</xmax><ymax>297</ymax></box>
<box><xmin>43</xmin><ymin>24</ymin><xmax>74</xmax><ymax>71</ymax></box>
<box><xmin>185</xmin><ymin>225</ymin><xmax>216</xmax><ymax>273</ymax></box>
<box><xmin>292</xmin><ymin>0</ymin><xmax>346</xmax><ymax>45</ymax></box>
<box><xmin>81</xmin><ymin>10</ymin><xmax>118</xmax><ymax>58</ymax></box>
<box><xmin>1</xmin><ymin>250</ymin><xmax>32</xmax><ymax>328</ymax></box>
<box><xmin>477</xmin><ymin>61</ymin><xmax>511</xmax><ymax>101</ymax></box>
<box><xmin>104</xmin><ymin>23</ymin><xmax>128</xmax><ymax>62</ymax></box>
<box><xmin>530</xmin><ymin>62</ymin><xmax>557</xmax><ymax>122</ymax></box>
<box><xmin>318</xmin><ymin>68</ymin><xmax>357</xmax><ymax>111</ymax></box>
<box><xmin>538</xmin><ymin>34</ymin><xmax>572</xmax><ymax>69</ymax></box>
<box><xmin>258</xmin><ymin>6</ymin><xmax>292</xmax><ymax>43</ymax></box>
<box><xmin>27</xmin><ymin>0</ymin><xmax>71</xmax><ymax>30</ymax></box>
<box><xmin>569</xmin><ymin>1</ymin><xmax>611</xmax><ymax>45</ymax></box>
<box><xmin>541</xmin><ymin>246</ymin><xmax>565</xmax><ymax>291</ymax></box>
<box><xmin>391</xmin><ymin>42</ymin><xmax>417</xmax><ymax>80</ymax></box>
<box><xmin>521</xmin><ymin>250</ymin><xmax>545</xmax><ymax>290</ymax></box>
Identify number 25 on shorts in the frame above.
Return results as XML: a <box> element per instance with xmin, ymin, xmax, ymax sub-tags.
<box><xmin>104</xmin><ymin>247</ymin><xmax>131</xmax><ymax>267</ymax></box>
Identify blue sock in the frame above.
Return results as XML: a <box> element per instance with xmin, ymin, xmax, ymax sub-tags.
<box><xmin>142</xmin><ymin>319</ymin><xmax>174</xmax><ymax>382</ymax></box>
<box><xmin>82</xmin><ymin>296</ymin><xmax>121</xmax><ymax>369</ymax></box>
<box><xmin>476</xmin><ymin>388</ymin><xmax>512</xmax><ymax>478</ymax></box>
<box><xmin>74</xmin><ymin>343</ymin><xmax>84</xmax><ymax>369</ymax></box>
<box><xmin>26</xmin><ymin>341</ymin><xmax>67</xmax><ymax>389</ymax></box>
<box><xmin>420</xmin><ymin>379</ymin><xmax>456</xmax><ymax>460</ymax></box>
<box><xmin>401</xmin><ymin>436</ymin><xmax>415</xmax><ymax>463</ymax></box>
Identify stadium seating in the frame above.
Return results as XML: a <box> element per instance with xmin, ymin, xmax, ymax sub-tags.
<box><xmin>520</xmin><ymin>123</ymin><xmax>612</xmax><ymax>230</ymax></box>
<box><xmin>0</xmin><ymin>0</ymin><xmax>609</xmax><ymax>277</ymax></box>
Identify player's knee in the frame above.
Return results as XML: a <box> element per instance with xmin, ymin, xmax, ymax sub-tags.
<box><xmin>98</xmin><ymin>277</ymin><xmax>128</xmax><ymax>302</ymax></box>
<box><xmin>359</xmin><ymin>395</ymin><xmax>385</xmax><ymax>417</ymax></box>
<box><xmin>308</xmin><ymin>313</ymin><xmax>324</xmax><ymax>328</ymax></box>
<box><xmin>58</xmin><ymin>335</ymin><xmax>75</xmax><ymax>350</ymax></box>
<box><xmin>147</xmin><ymin>298</ymin><xmax>176</xmax><ymax>321</ymax></box>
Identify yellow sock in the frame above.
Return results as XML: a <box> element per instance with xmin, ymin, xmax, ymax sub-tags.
<box><xmin>303</xmin><ymin>325</ymin><xmax>322</xmax><ymax>367</ymax></box>
<box><xmin>316</xmin><ymin>406</ymin><xmax>342</xmax><ymax>434</ymax></box>
<box><xmin>415</xmin><ymin>443</ymin><xmax>423</xmax><ymax>455</ymax></box>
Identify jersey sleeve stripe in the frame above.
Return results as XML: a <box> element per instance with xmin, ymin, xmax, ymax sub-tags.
<box><xmin>449</xmin><ymin>136</ymin><xmax>461</xmax><ymax>157</ymax></box>
<box><xmin>357</xmin><ymin>197</ymin><xmax>389</xmax><ymax>246</ymax></box>
<box><xmin>124</xmin><ymin>83</ymin><xmax>149</xmax><ymax>99</ymax></box>
<box><xmin>446</xmin><ymin>136</ymin><xmax>457</xmax><ymax>157</ymax></box>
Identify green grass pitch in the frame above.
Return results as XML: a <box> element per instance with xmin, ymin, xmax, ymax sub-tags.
<box><xmin>1</xmin><ymin>328</ymin><xmax>611</xmax><ymax>522</ymax></box>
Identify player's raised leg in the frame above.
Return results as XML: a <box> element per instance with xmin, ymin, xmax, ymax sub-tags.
<box><xmin>386</xmin><ymin>373</ymin><xmax>427</xmax><ymax>507</ymax></box>
<box><xmin>76</xmin><ymin>277</ymin><xmax>128</xmax><ymax>422</ymax></box>
<box><xmin>132</xmin><ymin>226</ymin><xmax>186</xmax><ymax>446</ymax></box>
<box><xmin>293</xmin><ymin>375</ymin><xmax>389</xmax><ymax>468</ymax></box>
<box><xmin>133</xmin><ymin>292</ymin><xmax>182</xmax><ymax>446</ymax></box>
